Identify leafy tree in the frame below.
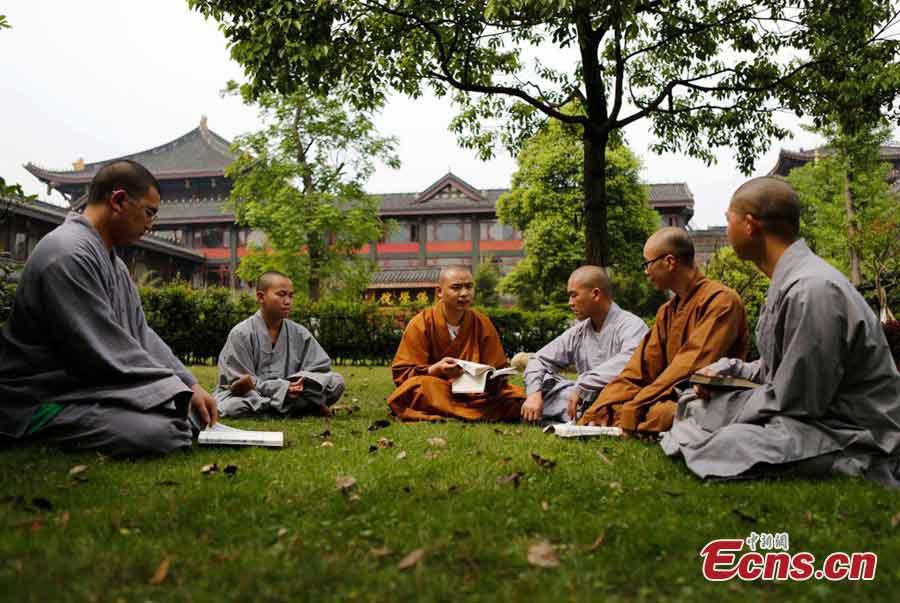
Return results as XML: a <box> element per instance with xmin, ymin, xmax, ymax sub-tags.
<box><xmin>786</xmin><ymin>135</ymin><xmax>899</xmax><ymax>316</ymax></box>
<box><xmin>224</xmin><ymin>82</ymin><xmax>399</xmax><ymax>301</ymax></box>
<box><xmin>495</xmin><ymin>116</ymin><xmax>657</xmax><ymax>307</ymax></box>
<box><xmin>780</xmin><ymin>1</ymin><xmax>900</xmax><ymax>285</ymax></box>
<box><xmin>704</xmin><ymin>246</ymin><xmax>769</xmax><ymax>358</ymax></box>
<box><xmin>187</xmin><ymin>0</ymin><xmax>869</xmax><ymax>267</ymax></box>
<box><xmin>473</xmin><ymin>259</ymin><xmax>501</xmax><ymax>307</ymax></box>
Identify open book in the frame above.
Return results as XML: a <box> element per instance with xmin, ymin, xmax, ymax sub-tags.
<box><xmin>543</xmin><ymin>424</ymin><xmax>623</xmax><ymax>438</ymax></box>
<box><xmin>451</xmin><ymin>359</ymin><xmax>519</xmax><ymax>394</ymax></box>
<box><xmin>197</xmin><ymin>422</ymin><xmax>284</xmax><ymax>448</ymax></box>
<box><xmin>689</xmin><ymin>373</ymin><xmax>760</xmax><ymax>391</ymax></box>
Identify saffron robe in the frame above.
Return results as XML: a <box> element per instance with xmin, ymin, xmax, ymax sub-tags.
<box><xmin>661</xmin><ymin>241</ymin><xmax>900</xmax><ymax>488</ymax></box>
<box><xmin>0</xmin><ymin>214</ymin><xmax>196</xmax><ymax>456</ymax></box>
<box><xmin>213</xmin><ymin>312</ymin><xmax>345</xmax><ymax>417</ymax></box>
<box><xmin>579</xmin><ymin>273</ymin><xmax>749</xmax><ymax>432</ymax></box>
<box><xmin>387</xmin><ymin>306</ymin><xmax>526</xmax><ymax>421</ymax></box>
<box><xmin>524</xmin><ymin>304</ymin><xmax>648</xmax><ymax>422</ymax></box>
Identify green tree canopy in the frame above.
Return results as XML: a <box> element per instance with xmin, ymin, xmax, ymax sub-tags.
<box><xmin>187</xmin><ymin>0</ymin><xmax>889</xmax><ymax>267</ymax></box>
<box><xmin>786</xmin><ymin>130</ymin><xmax>899</xmax><ymax>315</ymax></box>
<box><xmin>495</xmin><ymin>117</ymin><xmax>658</xmax><ymax>307</ymax></box>
<box><xmin>225</xmin><ymin>82</ymin><xmax>399</xmax><ymax>300</ymax></box>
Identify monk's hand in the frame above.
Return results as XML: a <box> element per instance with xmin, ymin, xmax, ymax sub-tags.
<box><xmin>428</xmin><ymin>357</ymin><xmax>462</xmax><ymax>380</ymax></box>
<box><xmin>230</xmin><ymin>374</ymin><xmax>255</xmax><ymax>396</ymax></box>
<box><xmin>692</xmin><ymin>361</ymin><xmax>729</xmax><ymax>401</ymax></box>
<box><xmin>566</xmin><ymin>389</ymin><xmax>583</xmax><ymax>422</ymax></box>
<box><xmin>287</xmin><ymin>377</ymin><xmax>304</xmax><ymax>400</ymax></box>
<box><xmin>190</xmin><ymin>384</ymin><xmax>218</xmax><ymax>428</ymax></box>
<box><xmin>521</xmin><ymin>392</ymin><xmax>544</xmax><ymax>423</ymax></box>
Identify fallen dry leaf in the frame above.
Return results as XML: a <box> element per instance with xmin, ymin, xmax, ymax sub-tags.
<box><xmin>531</xmin><ymin>453</ymin><xmax>556</xmax><ymax>469</ymax></box>
<box><xmin>497</xmin><ymin>472</ymin><xmax>525</xmax><ymax>487</ymax></box>
<box><xmin>370</xmin><ymin>546</ymin><xmax>392</xmax><ymax>558</ymax></box>
<box><xmin>608</xmin><ymin>481</ymin><xmax>622</xmax><ymax>490</ymax></box>
<box><xmin>31</xmin><ymin>497</ymin><xmax>53</xmax><ymax>511</ymax></box>
<box><xmin>59</xmin><ymin>511</ymin><xmax>71</xmax><ymax>527</ymax></box>
<box><xmin>590</xmin><ymin>529</ymin><xmax>606</xmax><ymax>551</ymax></box>
<box><xmin>541</xmin><ymin>501</ymin><xmax>550</xmax><ymax>512</ymax></box>
<box><xmin>596</xmin><ymin>451</ymin><xmax>612</xmax><ymax>465</ymax></box>
<box><xmin>348</xmin><ymin>493</ymin><xmax>361</xmax><ymax>502</ymax></box>
<box><xmin>527</xmin><ymin>541</ymin><xmax>560</xmax><ymax>568</ymax></box>
<box><xmin>890</xmin><ymin>512</ymin><xmax>900</xmax><ymax>528</ymax></box>
<box><xmin>68</xmin><ymin>465</ymin><xmax>89</xmax><ymax>478</ymax></box>
<box><xmin>397</xmin><ymin>548</ymin><xmax>425</xmax><ymax>570</ymax></box>
<box><xmin>336</xmin><ymin>475</ymin><xmax>357</xmax><ymax>493</ymax></box>
<box><xmin>223</xmin><ymin>464</ymin><xmax>238</xmax><ymax>477</ymax></box>
<box><xmin>377</xmin><ymin>437</ymin><xmax>393</xmax><ymax>449</ymax></box>
<box><xmin>368</xmin><ymin>419</ymin><xmax>391</xmax><ymax>431</ymax></box>
<box><xmin>423</xmin><ymin>451</ymin><xmax>439</xmax><ymax>460</ymax></box>
<box><xmin>200</xmin><ymin>463</ymin><xmax>218</xmax><ymax>475</ymax></box>
<box><xmin>426</xmin><ymin>437</ymin><xmax>447</xmax><ymax>448</ymax></box>
<box><xmin>733</xmin><ymin>509</ymin><xmax>757</xmax><ymax>523</ymax></box>
<box><xmin>396</xmin><ymin>451</ymin><xmax>408</xmax><ymax>460</ymax></box>
<box><xmin>320</xmin><ymin>441</ymin><xmax>335</xmax><ymax>448</ymax></box>
<box><xmin>149</xmin><ymin>558</ymin><xmax>171</xmax><ymax>585</ymax></box>
<box><xmin>277</xmin><ymin>527</ymin><xmax>289</xmax><ymax>539</ymax></box>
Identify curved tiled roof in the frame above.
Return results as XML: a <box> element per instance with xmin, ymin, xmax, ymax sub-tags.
<box><xmin>25</xmin><ymin>120</ymin><xmax>235</xmax><ymax>184</ymax></box>
<box><xmin>769</xmin><ymin>145</ymin><xmax>900</xmax><ymax>177</ymax></box>
<box><xmin>370</xmin><ymin>268</ymin><xmax>441</xmax><ymax>287</ymax></box>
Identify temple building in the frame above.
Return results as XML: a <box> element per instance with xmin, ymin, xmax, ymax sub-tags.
<box><xmin>21</xmin><ymin>118</ymin><xmax>697</xmax><ymax>293</ymax></box>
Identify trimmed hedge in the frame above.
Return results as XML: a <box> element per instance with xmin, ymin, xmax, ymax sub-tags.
<box><xmin>138</xmin><ymin>286</ymin><xmax>574</xmax><ymax>365</ymax></box>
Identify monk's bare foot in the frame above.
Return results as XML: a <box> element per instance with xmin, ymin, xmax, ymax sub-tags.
<box><xmin>230</xmin><ymin>374</ymin><xmax>254</xmax><ymax>396</ymax></box>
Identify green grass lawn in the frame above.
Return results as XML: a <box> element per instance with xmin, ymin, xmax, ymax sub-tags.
<box><xmin>1</xmin><ymin>365</ymin><xmax>897</xmax><ymax>602</ymax></box>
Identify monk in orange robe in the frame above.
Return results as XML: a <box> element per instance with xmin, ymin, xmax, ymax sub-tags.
<box><xmin>387</xmin><ymin>266</ymin><xmax>525</xmax><ymax>421</ymax></box>
<box><xmin>578</xmin><ymin>227</ymin><xmax>749</xmax><ymax>433</ymax></box>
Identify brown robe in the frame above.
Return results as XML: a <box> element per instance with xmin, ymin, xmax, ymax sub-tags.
<box><xmin>387</xmin><ymin>306</ymin><xmax>525</xmax><ymax>421</ymax></box>
<box><xmin>579</xmin><ymin>273</ymin><xmax>749</xmax><ymax>432</ymax></box>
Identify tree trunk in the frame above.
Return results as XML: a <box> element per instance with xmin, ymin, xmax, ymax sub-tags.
<box><xmin>582</xmin><ymin>127</ymin><xmax>610</xmax><ymax>267</ymax></box>
<box><xmin>843</xmin><ymin>172</ymin><xmax>861</xmax><ymax>286</ymax></box>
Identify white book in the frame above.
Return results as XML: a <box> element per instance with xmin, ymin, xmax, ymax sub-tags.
<box><xmin>542</xmin><ymin>423</ymin><xmax>623</xmax><ymax>438</ymax></box>
<box><xmin>451</xmin><ymin>359</ymin><xmax>519</xmax><ymax>394</ymax></box>
<box><xmin>197</xmin><ymin>422</ymin><xmax>284</xmax><ymax>448</ymax></box>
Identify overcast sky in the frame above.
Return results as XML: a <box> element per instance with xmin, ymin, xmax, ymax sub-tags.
<box><xmin>0</xmin><ymin>0</ymin><xmax>853</xmax><ymax>228</ymax></box>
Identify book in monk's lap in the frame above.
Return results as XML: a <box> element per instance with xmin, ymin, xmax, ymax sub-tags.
<box><xmin>689</xmin><ymin>373</ymin><xmax>760</xmax><ymax>390</ymax></box>
<box><xmin>451</xmin><ymin>359</ymin><xmax>519</xmax><ymax>394</ymax></box>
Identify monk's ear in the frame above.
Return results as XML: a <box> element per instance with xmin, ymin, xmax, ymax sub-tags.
<box><xmin>435</xmin><ymin>286</ymin><xmax>443</xmax><ymax>301</ymax></box>
<box><xmin>256</xmin><ymin>289</ymin><xmax>265</xmax><ymax>304</ymax></box>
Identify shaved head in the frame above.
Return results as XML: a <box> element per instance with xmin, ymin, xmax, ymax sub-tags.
<box><xmin>438</xmin><ymin>265</ymin><xmax>472</xmax><ymax>285</ymax></box>
<box><xmin>256</xmin><ymin>270</ymin><xmax>292</xmax><ymax>292</ymax></box>
<box><xmin>569</xmin><ymin>265</ymin><xmax>612</xmax><ymax>297</ymax></box>
<box><xmin>730</xmin><ymin>176</ymin><xmax>801</xmax><ymax>241</ymax></box>
<box><xmin>645</xmin><ymin>227</ymin><xmax>695</xmax><ymax>266</ymax></box>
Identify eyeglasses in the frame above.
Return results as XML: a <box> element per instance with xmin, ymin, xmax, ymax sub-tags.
<box><xmin>113</xmin><ymin>189</ymin><xmax>159</xmax><ymax>223</ymax></box>
<box><xmin>641</xmin><ymin>254</ymin><xmax>670</xmax><ymax>270</ymax></box>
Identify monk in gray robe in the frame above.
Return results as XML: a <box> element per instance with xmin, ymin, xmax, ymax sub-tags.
<box><xmin>662</xmin><ymin>177</ymin><xmax>900</xmax><ymax>488</ymax></box>
<box><xmin>0</xmin><ymin>160</ymin><xmax>218</xmax><ymax>456</ymax></box>
<box><xmin>214</xmin><ymin>271</ymin><xmax>344</xmax><ymax>417</ymax></box>
<box><xmin>522</xmin><ymin>266</ymin><xmax>648</xmax><ymax>423</ymax></box>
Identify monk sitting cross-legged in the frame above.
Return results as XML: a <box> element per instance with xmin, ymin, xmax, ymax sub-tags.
<box><xmin>579</xmin><ymin>227</ymin><xmax>749</xmax><ymax>433</ymax></box>
<box><xmin>386</xmin><ymin>265</ymin><xmax>525</xmax><ymax>422</ymax></box>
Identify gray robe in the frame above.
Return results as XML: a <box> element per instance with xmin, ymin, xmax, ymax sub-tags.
<box><xmin>0</xmin><ymin>213</ymin><xmax>196</xmax><ymax>455</ymax></box>
<box><xmin>661</xmin><ymin>240</ymin><xmax>900</xmax><ymax>488</ymax></box>
<box><xmin>213</xmin><ymin>312</ymin><xmax>344</xmax><ymax>417</ymax></box>
<box><xmin>524</xmin><ymin>303</ymin><xmax>648</xmax><ymax>422</ymax></box>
